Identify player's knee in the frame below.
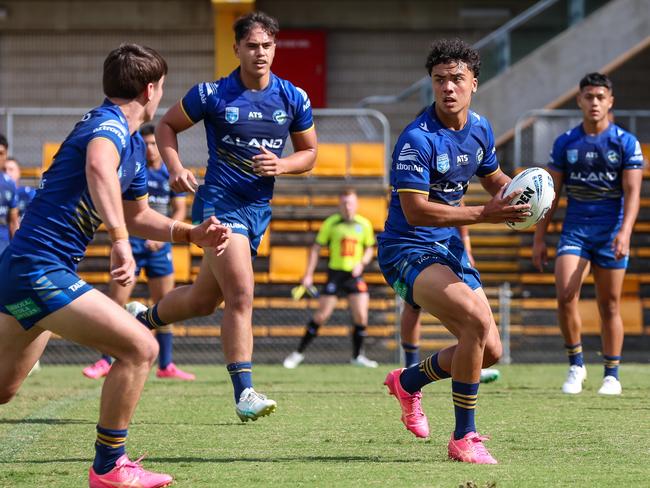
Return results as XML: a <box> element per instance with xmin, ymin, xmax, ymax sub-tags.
<box><xmin>597</xmin><ymin>298</ymin><xmax>620</xmax><ymax>320</ymax></box>
<box><xmin>483</xmin><ymin>340</ymin><xmax>502</xmax><ymax>366</ymax></box>
<box><xmin>225</xmin><ymin>286</ymin><xmax>254</xmax><ymax>313</ymax></box>
<box><xmin>557</xmin><ymin>290</ymin><xmax>579</xmax><ymax>307</ymax></box>
<box><xmin>462</xmin><ymin>307</ymin><xmax>492</xmax><ymax>343</ymax></box>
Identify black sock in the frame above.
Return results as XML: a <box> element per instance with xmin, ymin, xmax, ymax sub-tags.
<box><xmin>352</xmin><ymin>324</ymin><xmax>366</xmax><ymax>358</ymax></box>
<box><xmin>298</xmin><ymin>320</ymin><xmax>320</xmax><ymax>353</ymax></box>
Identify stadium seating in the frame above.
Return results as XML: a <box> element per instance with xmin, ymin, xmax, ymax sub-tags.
<box><xmin>311</xmin><ymin>143</ymin><xmax>348</xmax><ymax>177</ymax></box>
<box><xmin>349</xmin><ymin>143</ymin><xmax>385</xmax><ymax>177</ymax></box>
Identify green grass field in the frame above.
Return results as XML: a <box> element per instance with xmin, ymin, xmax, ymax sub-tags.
<box><xmin>1</xmin><ymin>363</ymin><xmax>649</xmax><ymax>487</ymax></box>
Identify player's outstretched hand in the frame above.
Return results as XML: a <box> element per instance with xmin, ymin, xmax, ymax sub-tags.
<box><xmin>169</xmin><ymin>167</ymin><xmax>198</xmax><ymax>194</ymax></box>
<box><xmin>110</xmin><ymin>239</ymin><xmax>136</xmax><ymax>287</ymax></box>
<box><xmin>252</xmin><ymin>146</ymin><xmax>286</xmax><ymax>176</ymax></box>
<box><xmin>532</xmin><ymin>240</ymin><xmax>548</xmax><ymax>272</ymax></box>
<box><xmin>190</xmin><ymin>216</ymin><xmax>232</xmax><ymax>256</ymax></box>
<box><xmin>480</xmin><ymin>183</ymin><xmax>531</xmax><ymax>223</ymax></box>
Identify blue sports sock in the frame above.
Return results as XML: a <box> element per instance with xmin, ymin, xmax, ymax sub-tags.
<box><xmin>101</xmin><ymin>355</ymin><xmax>113</xmax><ymax>365</ymax></box>
<box><xmin>399</xmin><ymin>352</ymin><xmax>451</xmax><ymax>394</ymax></box>
<box><xmin>93</xmin><ymin>425</ymin><xmax>127</xmax><ymax>475</ymax></box>
<box><xmin>227</xmin><ymin>361</ymin><xmax>253</xmax><ymax>401</ymax></box>
<box><xmin>401</xmin><ymin>342</ymin><xmax>420</xmax><ymax>368</ymax></box>
<box><xmin>136</xmin><ymin>304</ymin><xmax>167</xmax><ymax>330</ymax></box>
<box><xmin>452</xmin><ymin>380</ymin><xmax>479</xmax><ymax>440</ymax></box>
<box><xmin>157</xmin><ymin>332</ymin><xmax>173</xmax><ymax>369</ymax></box>
<box><xmin>603</xmin><ymin>355</ymin><xmax>621</xmax><ymax>379</ymax></box>
<box><xmin>565</xmin><ymin>343</ymin><xmax>584</xmax><ymax>367</ymax></box>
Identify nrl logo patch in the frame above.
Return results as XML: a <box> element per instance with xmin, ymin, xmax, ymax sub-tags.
<box><xmin>436</xmin><ymin>153</ymin><xmax>450</xmax><ymax>174</ymax></box>
<box><xmin>566</xmin><ymin>149</ymin><xmax>578</xmax><ymax>164</ymax></box>
<box><xmin>225</xmin><ymin>106</ymin><xmax>239</xmax><ymax>124</ymax></box>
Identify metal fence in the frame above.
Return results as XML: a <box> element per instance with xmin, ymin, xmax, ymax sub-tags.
<box><xmin>514</xmin><ymin>109</ymin><xmax>650</xmax><ymax>167</ymax></box>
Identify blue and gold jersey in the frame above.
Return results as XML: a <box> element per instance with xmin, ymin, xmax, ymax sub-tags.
<box><xmin>10</xmin><ymin>99</ymin><xmax>148</xmax><ymax>267</ymax></box>
<box><xmin>181</xmin><ymin>68</ymin><xmax>314</xmax><ymax>203</ymax></box>
<box><xmin>380</xmin><ymin>105</ymin><xmax>499</xmax><ymax>244</ymax></box>
<box><xmin>549</xmin><ymin>123</ymin><xmax>643</xmax><ymax>224</ymax></box>
<box><xmin>16</xmin><ymin>185</ymin><xmax>36</xmax><ymax>220</ymax></box>
<box><xmin>130</xmin><ymin>164</ymin><xmax>184</xmax><ymax>255</ymax></box>
<box><xmin>0</xmin><ymin>173</ymin><xmax>17</xmax><ymax>241</ymax></box>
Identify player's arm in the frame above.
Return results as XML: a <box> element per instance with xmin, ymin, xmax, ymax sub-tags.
<box><xmin>532</xmin><ymin>168</ymin><xmax>563</xmax><ymax>272</ymax></box>
<box><xmin>400</xmin><ymin>190</ymin><xmax>527</xmax><ymax>227</ymax></box>
<box><xmin>123</xmin><ymin>198</ymin><xmax>231</xmax><ymax>256</ymax></box>
<box><xmin>86</xmin><ymin>138</ymin><xmax>135</xmax><ymax>286</ymax></box>
<box><xmin>170</xmin><ymin>195</ymin><xmax>187</xmax><ymax>222</ymax></box>
<box><xmin>613</xmin><ymin>168</ymin><xmax>643</xmax><ymax>260</ymax></box>
<box><xmin>302</xmin><ymin>241</ymin><xmax>322</xmax><ymax>288</ymax></box>
<box><xmin>7</xmin><ymin>208</ymin><xmax>18</xmax><ymax>238</ymax></box>
<box><xmin>156</xmin><ymin>102</ymin><xmax>198</xmax><ymax>193</ymax></box>
<box><xmin>252</xmin><ymin>128</ymin><xmax>318</xmax><ymax>176</ymax></box>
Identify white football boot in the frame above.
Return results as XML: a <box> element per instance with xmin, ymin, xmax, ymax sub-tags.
<box><xmin>283</xmin><ymin>351</ymin><xmax>305</xmax><ymax>369</ymax></box>
<box><xmin>350</xmin><ymin>354</ymin><xmax>378</xmax><ymax>368</ymax></box>
<box><xmin>236</xmin><ymin>388</ymin><xmax>277</xmax><ymax>422</ymax></box>
<box><xmin>597</xmin><ymin>375</ymin><xmax>622</xmax><ymax>395</ymax></box>
<box><xmin>562</xmin><ymin>365</ymin><xmax>587</xmax><ymax>394</ymax></box>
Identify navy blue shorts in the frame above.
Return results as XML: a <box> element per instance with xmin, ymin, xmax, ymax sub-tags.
<box><xmin>377</xmin><ymin>234</ymin><xmax>481</xmax><ymax>308</ymax></box>
<box><xmin>557</xmin><ymin>221</ymin><xmax>628</xmax><ymax>269</ymax></box>
<box><xmin>132</xmin><ymin>242</ymin><xmax>174</xmax><ymax>279</ymax></box>
<box><xmin>191</xmin><ymin>185</ymin><xmax>271</xmax><ymax>257</ymax></box>
<box><xmin>0</xmin><ymin>251</ymin><xmax>93</xmax><ymax>330</ymax></box>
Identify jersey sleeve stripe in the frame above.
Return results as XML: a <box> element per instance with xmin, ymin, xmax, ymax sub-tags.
<box><xmin>90</xmin><ymin>136</ymin><xmax>122</xmax><ymax>160</ymax></box>
<box><xmin>479</xmin><ymin>166</ymin><xmax>500</xmax><ymax>178</ymax></box>
<box><xmin>135</xmin><ymin>193</ymin><xmax>149</xmax><ymax>201</ymax></box>
<box><xmin>396</xmin><ymin>188</ymin><xmax>429</xmax><ymax>195</ymax></box>
<box><xmin>179</xmin><ymin>101</ymin><xmax>196</xmax><ymax>124</ymax></box>
<box><xmin>291</xmin><ymin>123</ymin><xmax>315</xmax><ymax>135</ymax></box>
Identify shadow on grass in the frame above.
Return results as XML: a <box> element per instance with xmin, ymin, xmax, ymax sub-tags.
<box><xmin>0</xmin><ymin>418</ymin><xmax>92</xmax><ymax>425</ymax></box>
<box><xmin>1</xmin><ymin>455</ymin><xmax>419</xmax><ymax>465</ymax></box>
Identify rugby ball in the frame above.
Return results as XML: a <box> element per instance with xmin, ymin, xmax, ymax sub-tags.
<box><xmin>503</xmin><ymin>167</ymin><xmax>555</xmax><ymax>230</ymax></box>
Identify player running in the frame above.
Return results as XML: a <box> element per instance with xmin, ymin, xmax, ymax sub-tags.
<box><xmin>0</xmin><ymin>44</ymin><xmax>230</xmax><ymax>488</ymax></box>
<box><xmin>379</xmin><ymin>39</ymin><xmax>529</xmax><ymax>464</ymax></box>
<box><xmin>533</xmin><ymin>73</ymin><xmax>643</xmax><ymax>395</ymax></box>
<box><xmin>132</xmin><ymin>11</ymin><xmax>317</xmax><ymax>422</ymax></box>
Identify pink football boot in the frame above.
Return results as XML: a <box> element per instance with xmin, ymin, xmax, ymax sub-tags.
<box><xmin>88</xmin><ymin>454</ymin><xmax>173</xmax><ymax>487</ymax></box>
<box><xmin>156</xmin><ymin>363</ymin><xmax>196</xmax><ymax>381</ymax></box>
<box><xmin>448</xmin><ymin>432</ymin><xmax>498</xmax><ymax>464</ymax></box>
<box><xmin>82</xmin><ymin>359</ymin><xmax>111</xmax><ymax>379</ymax></box>
<box><xmin>383</xmin><ymin>368</ymin><xmax>429</xmax><ymax>438</ymax></box>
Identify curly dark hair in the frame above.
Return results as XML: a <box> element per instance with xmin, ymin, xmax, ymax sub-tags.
<box><xmin>234</xmin><ymin>11</ymin><xmax>279</xmax><ymax>43</ymax></box>
<box><xmin>425</xmin><ymin>38</ymin><xmax>481</xmax><ymax>78</ymax></box>
<box><xmin>579</xmin><ymin>72</ymin><xmax>613</xmax><ymax>92</ymax></box>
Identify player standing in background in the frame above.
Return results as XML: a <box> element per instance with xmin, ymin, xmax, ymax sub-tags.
<box><xmin>0</xmin><ymin>44</ymin><xmax>230</xmax><ymax>487</ymax></box>
<box><xmin>283</xmin><ymin>188</ymin><xmax>378</xmax><ymax>369</ymax></box>
<box><xmin>379</xmin><ymin>39</ymin><xmax>530</xmax><ymax>464</ymax></box>
<box><xmin>0</xmin><ymin>135</ymin><xmax>18</xmax><ymax>255</ymax></box>
<box><xmin>533</xmin><ymin>73</ymin><xmax>643</xmax><ymax>396</ymax></box>
<box><xmin>3</xmin><ymin>157</ymin><xmax>36</xmax><ymax>220</ymax></box>
<box><xmin>82</xmin><ymin>124</ymin><xmax>195</xmax><ymax>381</ymax></box>
<box><xmin>133</xmin><ymin>11</ymin><xmax>317</xmax><ymax>422</ymax></box>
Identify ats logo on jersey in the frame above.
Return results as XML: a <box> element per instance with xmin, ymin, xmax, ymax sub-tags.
<box><xmin>436</xmin><ymin>153</ymin><xmax>450</xmax><ymax>174</ymax></box>
<box><xmin>566</xmin><ymin>149</ymin><xmax>578</xmax><ymax>164</ymax></box>
<box><xmin>273</xmin><ymin>110</ymin><xmax>288</xmax><ymax>125</ymax></box>
<box><xmin>225</xmin><ymin>107</ymin><xmax>239</xmax><ymax>124</ymax></box>
<box><xmin>456</xmin><ymin>154</ymin><xmax>469</xmax><ymax>165</ymax></box>
<box><xmin>248</xmin><ymin>111</ymin><xmax>263</xmax><ymax>120</ymax></box>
